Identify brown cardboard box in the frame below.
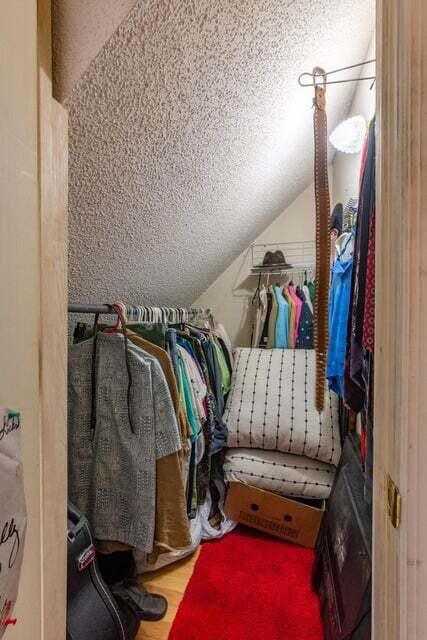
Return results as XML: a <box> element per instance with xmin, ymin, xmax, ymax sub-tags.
<box><xmin>224</xmin><ymin>482</ymin><xmax>325</xmax><ymax>548</ymax></box>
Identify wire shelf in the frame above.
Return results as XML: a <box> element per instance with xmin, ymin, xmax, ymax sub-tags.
<box><xmin>250</xmin><ymin>241</ymin><xmax>315</xmax><ymax>275</ymax></box>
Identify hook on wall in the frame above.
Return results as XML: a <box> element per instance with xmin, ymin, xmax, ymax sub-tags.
<box><xmin>298</xmin><ymin>59</ymin><xmax>376</xmax><ymax>87</ymax></box>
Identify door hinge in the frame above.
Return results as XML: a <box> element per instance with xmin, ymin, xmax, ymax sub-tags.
<box><xmin>387</xmin><ymin>474</ymin><xmax>402</xmax><ymax>528</ymax></box>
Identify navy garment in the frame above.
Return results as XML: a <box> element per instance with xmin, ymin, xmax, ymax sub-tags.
<box><xmin>259</xmin><ymin>291</ymin><xmax>273</xmax><ymax>348</ymax></box>
<box><xmin>327</xmin><ymin>237</ymin><xmax>354</xmax><ymax>396</ymax></box>
<box><xmin>202</xmin><ymin>338</ymin><xmax>228</xmax><ymax>454</ymax></box>
<box><xmin>188</xmin><ymin>328</ymin><xmax>228</xmax><ymax>454</ymax></box>
<box><xmin>295</xmin><ymin>288</ymin><xmax>314</xmax><ymax>349</ymax></box>
<box><xmin>344</xmin><ymin>117</ymin><xmax>376</xmax><ymax>412</ymax></box>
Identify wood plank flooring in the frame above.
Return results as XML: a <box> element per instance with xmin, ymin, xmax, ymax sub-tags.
<box><xmin>137</xmin><ymin>549</ymin><xmax>200</xmax><ymax>640</ymax></box>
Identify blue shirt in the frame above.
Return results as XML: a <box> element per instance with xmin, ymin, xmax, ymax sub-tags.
<box><xmin>274</xmin><ymin>286</ymin><xmax>289</xmax><ymax>349</ymax></box>
<box><xmin>327</xmin><ymin>248</ymin><xmax>353</xmax><ymax>395</ymax></box>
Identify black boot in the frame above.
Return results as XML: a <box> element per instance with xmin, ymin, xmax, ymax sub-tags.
<box><xmin>111</xmin><ymin>578</ymin><xmax>168</xmax><ymax>622</ymax></box>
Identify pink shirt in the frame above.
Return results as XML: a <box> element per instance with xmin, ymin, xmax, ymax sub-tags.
<box><xmin>288</xmin><ymin>286</ymin><xmax>303</xmax><ymax>346</ymax></box>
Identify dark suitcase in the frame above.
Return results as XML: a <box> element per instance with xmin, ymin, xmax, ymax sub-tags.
<box><xmin>313</xmin><ymin>433</ymin><xmax>372</xmax><ymax>639</ymax></box>
<box><xmin>67</xmin><ymin>503</ymin><xmax>140</xmax><ymax>640</ymax></box>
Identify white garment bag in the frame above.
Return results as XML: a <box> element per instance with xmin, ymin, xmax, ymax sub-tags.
<box><xmin>0</xmin><ymin>408</ymin><xmax>27</xmax><ymax>636</ymax></box>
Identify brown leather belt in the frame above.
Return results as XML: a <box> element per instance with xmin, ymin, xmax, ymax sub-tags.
<box><xmin>313</xmin><ymin>68</ymin><xmax>331</xmax><ymax>412</ymax></box>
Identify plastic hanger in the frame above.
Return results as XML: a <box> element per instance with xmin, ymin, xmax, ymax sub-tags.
<box><xmin>103</xmin><ymin>302</ymin><xmax>125</xmax><ymax>333</ymax></box>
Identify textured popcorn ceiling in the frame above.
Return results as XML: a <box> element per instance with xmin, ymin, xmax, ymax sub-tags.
<box><xmin>53</xmin><ymin>0</ymin><xmax>138</xmax><ymax>103</ymax></box>
<box><xmin>67</xmin><ymin>0</ymin><xmax>373</xmax><ymax>307</ymax></box>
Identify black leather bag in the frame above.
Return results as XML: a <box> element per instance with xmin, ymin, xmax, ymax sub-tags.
<box><xmin>67</xmin><ymin>503</ymin><xmax>140</xmax><ymax>640</ymax></box>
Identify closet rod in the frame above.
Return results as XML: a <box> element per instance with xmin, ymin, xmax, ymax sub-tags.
<box><xmin>68</xmin><ymin>303</ymin><xmax>116</xmax><ymax>314</ymax></box>
<box><xmin>68</xmin><ymin>303</ymin><xmax>213</xmax><ymax>320</ymax></box>
<box><xmin>298</xmin><ymin>59</ymin><xmax>376</xmax><ymax>87</ymax></box>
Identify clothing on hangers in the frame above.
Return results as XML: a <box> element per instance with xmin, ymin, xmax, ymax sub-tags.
<box><xmin>288</xmin><ymin>285</ymin><xmax>303</xmax><ymax>346</ymax></box>
<box><xmin>303</xmin><ymin>284</ymin><xmax>314</xmax><ymax>315</ymax></box>
<box><xmin>267</xmin><ymin>286</ymin><xmax>279</xmax><ymax>348</ymax></box>
<box><xmin>327</xmin><ymin>233</ymin><xmax>354</xmax><ymax>396</ymax></box>
<box><xmin>68</xmin><ymin>306</ymin><xmax>231</xmax><ymax>559</ymax></box>
<box><xmin>282</xmin><ymin>286</ymin><xmax>295</xmax><ymax>348</ymax></box>
<box><xmin>252</xmin><ymin>285</ymin><xmax>268</xmax><ymax>348</ymax></box>
<box><xmin>259</xmin><ymin>289</ymin><xmax>273</xmax><ymax>348</ymax></box>
<box><xmin>344</xmin><ymin>117</ymin><xmax>375</xmax><ymax>413</ymax></box>
<box><xmin>295</xmin><ymin>288</ymin><xmax>314</xmax><ymax>349</ymax></box>
<box><xmin>274</xmin><ymin>285</ymin><xmax>289</xmax><ymax>349</ymax></box>
<box><xmin>248</xmin><ymin>273</ymin><xmax>316</xmax><ymax>350</ymax></box>
<box><xmin>340</xmin><ymin>116</ymin><xmax>376</xmax><ymax>503</ymax></box>
<box><xmin>68</xmin><ymin>333</ymin><xmax>183</xmax><ymax>553</ymax></box>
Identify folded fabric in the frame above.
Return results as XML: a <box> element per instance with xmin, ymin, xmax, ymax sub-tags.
<box><xmin>224</xmin><ymin>448</ymin><xmax>336</xmax><ymax>500</ymax></box>
<box><xmin>224</xmin><ymin>348</ymin><xmax>341</xmax><ymax>466</ymax></box>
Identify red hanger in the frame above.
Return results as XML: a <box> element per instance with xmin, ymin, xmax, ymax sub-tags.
<box><xmin>103</xmin><ymin>302</ymin><xmax>125</xmax><ymax>333</ymax></box>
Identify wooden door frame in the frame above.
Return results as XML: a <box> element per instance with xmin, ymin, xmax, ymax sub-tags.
<box><xmin>374</xmin><ymin>0</ymin><xmax>427</xmax><ymax>638</ymax></box>
<box><xmin>38</xmin><ymin>0</ymin><xmax>68</xmax><ymax>637</ymax></box>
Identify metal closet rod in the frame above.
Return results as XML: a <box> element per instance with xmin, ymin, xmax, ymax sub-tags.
<box><xmin>67</xmin><ymin>303</ymin><xmax>212</xmax><ymax>317</ymax></box>
<box><xmin>298</xmin><ymin>58</ymin><xmax>376</xmax><ymax>87</ymax></box>
<box><xmin>68</xmin><ymin>303</ymin><xmax>117</xmax><ymax>314</ymax></box>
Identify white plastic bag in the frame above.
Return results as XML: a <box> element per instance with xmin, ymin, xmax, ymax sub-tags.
<box><xmin>0</xmin><ymin>408</ymin><xmax>27</xmax><ymax>636</ymax></box>
<box><xmin>201</xmin><ymin>479</ymin><xmax>237</xmax><ymax>541</ymax></box>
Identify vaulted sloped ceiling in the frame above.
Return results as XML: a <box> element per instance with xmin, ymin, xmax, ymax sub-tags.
<box><xmin>53</xmin><ymin>0</ymin><xmax>139</xmax><ymax>103</ymax></box>
<box><xmin>67</xmin><ymin>0</ymin><xmax>373</xmax><ymax>307</ymax></box>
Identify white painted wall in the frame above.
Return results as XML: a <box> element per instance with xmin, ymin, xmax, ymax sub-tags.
<box><xmin>332</xmin><ymin>36</ymin><xmax>376</xmax><ymax>207</ymax></box>
<box><xmin>193</xmin><ymin>182</ymin><xmax>316</xmax><ymax>346</ymax></box>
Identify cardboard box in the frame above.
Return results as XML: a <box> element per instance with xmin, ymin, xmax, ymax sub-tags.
<box><xmin>224</xmin><ymin>482</ymin><xmax>325</xmax><ymax>548</ymax></box>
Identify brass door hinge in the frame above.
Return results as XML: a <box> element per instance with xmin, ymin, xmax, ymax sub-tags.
<box><xmin>387</xmin><ymin>474</ymin><xmax>402</xmax><ymax>528</ymax></box>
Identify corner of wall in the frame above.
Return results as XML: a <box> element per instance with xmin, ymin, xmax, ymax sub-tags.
<box><xmin>194</xmin><ymin>181</ymin><xmax>318</xmax><ymax>347</ymax></box>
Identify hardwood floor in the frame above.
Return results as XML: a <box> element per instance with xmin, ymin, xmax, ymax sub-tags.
<box><xmin>136</xmin><ymin>548</ymin><xmax>200</xmax><ymax>640</ymax></box>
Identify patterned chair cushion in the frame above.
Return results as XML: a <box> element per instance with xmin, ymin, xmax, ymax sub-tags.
<box><xmin>224</xmin><ymin>348</ymin><xmax>341</xmax><ymax>465</ymax></box>
<box><xmin>224</xmin><ymin>448</ymin><xmax>336</xmax><ymax>500</ymax></box>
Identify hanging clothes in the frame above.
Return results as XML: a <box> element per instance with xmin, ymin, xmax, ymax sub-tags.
<box><xmin>274</xmin><ymin>285</ymin><xmax>289</xmax><ymax>349</ymax></box>
<box><xmin>213</xmin><ymin>337</ymin><xmax>232</xmax><ymax>396</ymax></box>
<box><xmin>68</xmin><ymin>333</ymin><xmax>183</xmax><ymax>553</ymax></box>
<box><xmin>187</xmin><ymin>326</ymin><xmax>229</xmax><ymax>455</ymax></box>
<box><xmin>282</xmin><ymin>286</ymin><xmax>296</xmax><ymax>348</ymax></box>
<box><xmin>288</xmin><ymin>285</ymin><xmax>303</xmax><ymax>346</ymax></box>
<box><xmin>307</xmin><ymin>281</ymin><xmax>316</xmax><ymax>307</ymax></box>
<box><xmin>248</xmin><ymin>279</ymin><xmax>316</xmax><ymax>350</ymax></box>
<box><xmin>295</xmin><ymin>288</ymin><xmax>314</xmax><ymax>349</ymax></box>
<box><xmin>126</xmin><ymin>331</ymin><xmax>192</xmax><ymax>560</ymax></box>
<box><xmin>177</xmin><ymin>349</ymin><xmax>200</xmax><ymax>441</ymax></box>
<box><xmin>362</xmin><ymin>211</ymin><xmax>376</xmax><ymax>352</ymax></box>
<box><xmin>340</xmin><ymin>116</ymin><xmax>376</xmax><ymax>504</ymax></box>
<box><xmin>259</xmin><ymin>289</ymin><xmax>273</xmax><ymax>348</ymax></box>
<box><xmin>178</xmin><ymin>330</ymin><xmax>217</xmax><ymax>504</ymax></box>
<box><xmin>267</xmin><ymin>286</ymin><xmax>278</xmax><ymax>348</ymax></box>
<box><xmin>215</xmin><ymin>323</ymin><xmax>234</xmax><ymax>368</ymax></box>
<box><xmin>69</xmin><ymin>313</ymin><xmax>230</xmax><ymax>554</ymax></box>
<box><xmin>216</xmin><ymin>335</ymin><xmax>233</xmax><ymax>384</ymax></box>
<box><xmin>303</xmin><ymin>284</ymin><xmax>314</xmax><ymax>315</ymax></box>
<box><xmin>344</xmin><ymin>117</ymin><xmax>376</xmax><ymax>413</ymax></box>
<box><xmin>327</xmin><ymin>233</ymin><xmax>354</xmax><ymax>396</ymax></box>
<box><xmin>252</xmin><ymin>285</ymin><xmax>268</xmax><ymax>348</ymax></box>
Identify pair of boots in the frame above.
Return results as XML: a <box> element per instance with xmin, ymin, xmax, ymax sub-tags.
<box><xmin>98</xmin><ymin>550</ymin><xmax>167</xmax><ymax>622</ymax></box>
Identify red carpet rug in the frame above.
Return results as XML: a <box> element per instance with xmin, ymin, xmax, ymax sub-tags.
<box><xmin>169</xmin><ymin>526</ymin><xmax>324</xmax><ymax>640</ymax></box>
